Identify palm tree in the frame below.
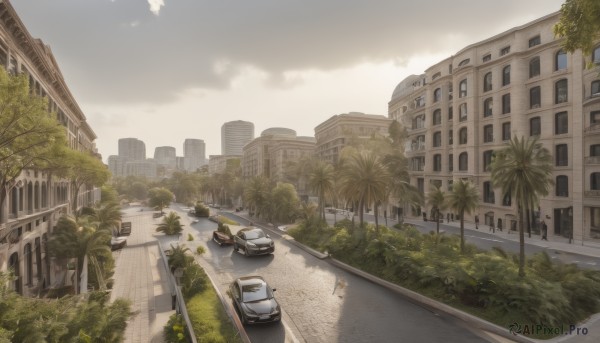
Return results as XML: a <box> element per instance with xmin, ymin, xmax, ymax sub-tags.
<box><xmin>426</xmin><ymin>185</ymin><xmax>447</xmax><ymax>235</ymax></box>
<box><xmin>382</xmin><ymin>150</ymin><xmax>423</xmax><ymax>222</ymax></box>
<box><xmin>167</xmin><ymin>244</ymin><xmax>193</xmax><ymax>272</ymax></box>
<box><xmin>490</xmin><ymin>135</ymin><xmax>553</xmax><ymax>277</ymax></box>
<box><xmin>91</xmin><ymin>201</ymin><xmax>123</xmax><ymax>235</ymax></box>
<box><xmin>243</xmin><ymin>176</ymin><xmax>270</xmax><ymax>219</ymax></box>
<box><xmin>446</xmin><ymin>179</ymin><xmax>479</xmax><ymax>253</ymax></box>
<box><xmin>339</xmin><ymin>151</ymin><xmax>389</xmax><ymax>229</ymax></box>
<box><xmin>156</xmin><ymin>212</ymin><xmax>184</xmax><ymax>236</ymax></box>
<box><xmin>47</xmin><ymin>215</ymin><xmax>112</xmax><ymax>294</ymax></box>
<box><xmin>308</xmin><ymin>160</ymin><xmax>335</xmax><ymax>220</ymax></box>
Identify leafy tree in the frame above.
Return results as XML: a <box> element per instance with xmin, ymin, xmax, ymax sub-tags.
<box><xmin>490</xmin><ymin>136</ymin><xmax>553</xmax><ymax>277</ymax></box>
<box><xmin>554</xmin><ymin>0</ymin><xmax>600</xmax><ymax>66</ymax></box>
<box><xmin>148</xmin><ymin>187</ymin><xmax>175</xmax><ymax>213</ymax></box>
<box><xmin>156</xmin><ymin>212</ymin><xmax>184</xmax><ymax>236</ymax></box>
<box><xmin>427</xmin><ymin>185</ymin><xmax>447</xmax><ymax>235</ymax></box>
<box><xmin>129</xmin><ymin>181</ymin><xmax>149</xmax><ymax>200</ymax></box>
<box><xmin>308</xmin><ymin>160</ymin><xmax>335</xmax><ymax>220</ymax></box>
<box><xmin>269</xmin><ymin>182</ymin><xmax>300</xmax><ymax>224</ymax></box>
<box><xmin>339</xmin><ymin>151</ymin><xmax>389</xmax><ymax>229</ymax></box>
<box><xmin>100</xmin><ymin>184</ymin><xmax>119</xmax><ymax>204</ymax></box>
<box><xmin>0</xmin><ymin>67</ymin><xmax>67</xmax><ymax>223</ymax></box>
<box><xmin>243</xmin><ymin>176</ymin><xmax>271</xmax><ymax>219</ymax></box>
<box><xmin>446</xmin><ymin>180</ymin><xmax>479</xmax><ymax>253</ymax></box>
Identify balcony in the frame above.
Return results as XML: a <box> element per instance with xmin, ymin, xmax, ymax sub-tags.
<box><xmin>585</xmin><ymin>123</ymin><xmax>600</xmax><ymax>135</ymax></box>
<box><xmin>586</xmin><ymin>156</ymin><xmax>600</xmax><ymax>164</ymax></box>
<box><xmin>585</xmin><ymin>190</ymin><xmax>600</xmax><ymax>197</ymax></box>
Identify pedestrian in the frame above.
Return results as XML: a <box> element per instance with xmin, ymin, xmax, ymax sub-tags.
<box><xmin>446</xmin><ymin>213</ymin><xmax>450</xmax><ymax>223</ymax></box>
<box><xmin>541</xmin><ymin>220</ymin><xmax>548</xmax><ymax>241</ymax></box>
<box><xmin>475</xmin><ymin>215</ymin><xmax>479</xmax><ymax>230</ymax></box>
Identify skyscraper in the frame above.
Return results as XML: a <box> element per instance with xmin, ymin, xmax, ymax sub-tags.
<box><xmin>118</xmin><ymin>138</ymin><xmax>146</xmax><ymax>160</ymax></box>
<box><xmin>221</xmin><ymin>120</ymin><xmax>254</xmax><ymax>155</ymax></box>
<box><xmin>154</xmin><ymin>146</ymin><xmax>177</xmax><ymax>170</ymax></box>
<box><xmin>183</xmin><ymin>139</ymin><xmax>206</xmax><ymax>172</ymax></box>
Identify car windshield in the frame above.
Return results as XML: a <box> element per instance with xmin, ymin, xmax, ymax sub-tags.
<box><xmin>242</xmin><ymin>283</ymin><xmax>271</xmax><ymax>302</ymax></box>
<box><xmin>244</xmin><ymin>229</ymin><xmax>265</xmax><ymax>240</ymax></box>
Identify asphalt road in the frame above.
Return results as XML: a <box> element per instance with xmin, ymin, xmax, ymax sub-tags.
<box><xmin>168</xmin><ymin>204</ymin><xmax>490</xmax><ymax>343</ymax></box>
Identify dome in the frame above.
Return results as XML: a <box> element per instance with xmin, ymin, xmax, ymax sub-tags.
<box><xmin>261</xmin><ymin>127</ymin><xmax>296</xmax><ymax>137</ymax></box>
<box><xmin>391</xmin><ymin>74</ymin><xmax>422</xmax><ymax>101</ymax></box>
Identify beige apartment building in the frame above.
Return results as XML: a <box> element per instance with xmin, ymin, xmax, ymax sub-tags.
<box><xmin>242</xmin><ymin>128</ymin><xmax>316</xmax><ymax>199</ymax></box>
<box><xmin>315</xmin><ymin>112</ymin><xmax>392</xmax><ymax>165</ymax></box>
<box><xmin>0</xmin><ymin>0</ymin><xmax>101</xmax><ymax>296</ymax></box>
<box><xmin>389</xmin><ymin>12</ymin><xmax>600</xmax><ymax>243</ymax></box>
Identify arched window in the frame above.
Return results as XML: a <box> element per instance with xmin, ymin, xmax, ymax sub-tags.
<box><xmin>530</xmin><ymin>117</ymin><xmax>541</xmax><ymax>136</ymax></box>
<box><xmin>530</xmin><ymin>86</ymin><xmax>541</xmax><ymax>109</ymax></box>
<box><xmin>483</xmin><ymin>150</ymin><xmax>494</xmax><ymax>172</ymax></box>
<box><xmin>483</xmin><ymin>72</ymin><xmax>492</xmax><ymax>92</ymax></box>
<box><xmin>433</xmin><ymin>154</ymin><xmax>442</xmax><ymax>171</ymax></box>
<box><xmin>556</xmin><ymin>175</ymin><xmax>568</xmax><ymax>197</ymax></box>
<box><xmin>433</xmin><ymin>88</ymin><xmax>441</xmax><ymax>102</ymax></box>
<box><xmin>24</xmin><ymin>243</ymin><xmax>33</xmax><ymax>286</ymax></box>
<box><xmin>459</xmin><ymin>58</ymin><xmax>470</xmax><ymax>67</ymax></box>
<box><xmin>555</xmin><ymin>79</ymin><xmax>568</xmax><ymax>104</ymax></box>
<box><xmin>459</xmin><ymin>79</ymin><xmax>467</xmax><ymax>98</ymax></box>
<box><xmin>27</xmin><ymin>182</ymin><xmax>33</xmax><ymax>212</ymax></box>
<box><xmin>41</xmin><ymin>182</ymin><xmax>47</xmax><ymax>208</ymax></box>
<box><xmin>483</xmin><ymin>125</ymin><xmax>493</xmax><ymax>143</ymax></box>
<box><xmin>483</xmin><ymin>97</ymin><xmax>493</xmax><ymax>117</ymax></box>
<box><xmin>432</xmin><ymin>72</ymin><xmax>441</xmax><ymax>81</ymax></box>
<box><xmin>433</xmin><ymin>109</ymin><xmax>442</xmax><ymax>125</ymax></box>
<box><xmin>10</xmin><ymin>187</ymin><xmax>17</xmax><ymax>216</ymax></box>
<box><xmin>555</xmin><ymin>50</ymin><xmax>567</xmax><ymax>70</ymax></box>
<box><xmin>458</xmin><ymin>152</ymin><xmax>468</xmax><ymax>171</ymax></box>
<box><xmin>433</xmin><ymin>131</ymin><xmax>442</xmax><ymax>147</ymax></box>
<box><xmin>502</xmin><ymin>93</ymin><xmax>511</xmax><ymax>114</ymax></box>
<box><xmin>529</xmin><ymin>57</ymin><xmax>540</xmax><ymax>78</ymax></box>
<box><xmin>459</xmin><ymin>127</ymin><xmax>468</xmax><ymax>144</ymax></box>
<box><xmin>34</xmin><ymin>182</ymin><xmax>40</xmax><ymax>210</ymax></box>
<box><xmin>8</xmin><ymin>252</ymin><xmax>21</xmax><ymax>294</ymax></box>
<box><xmin>555</xmin><ymin>111</ymin><xmax>568</xmax><ymax>135</ymax></box>
<box><xmin>502</xmin><ymin>65</ymin><xmax>511</xmax><ymax>86</ymax></box>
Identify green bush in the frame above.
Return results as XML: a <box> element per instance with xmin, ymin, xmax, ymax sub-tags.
<box><xmin>181</xmin><ymin>264</ymin><xmax>209</xmax><ymax>299</ymax></box>
<box><xmin>217</xmin><ymin>222</ymin><xmax>232</xmax><ymax>237</ymax></box>
<box><xmin>194</xmin><ymin>203</ymin><xmax>210</xmax><ymax>217</ymax></box>
<box><xmin>164</xmin><ymin>314</ymin><xmax>188</xmax><ymax>343</ymax></box>
<box><xmin>196</xmin><ymin>246</ymin><xmax>206</xmax><ymax>255</ymax></box>
<box><xmin>187</xmin><ymin>233</ymin><xmax>194</xmax><ymax>241</ymax></box>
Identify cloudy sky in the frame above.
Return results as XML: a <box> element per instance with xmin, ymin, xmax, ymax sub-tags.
<box><xmin>12</xmin><ymin>0</ymin><xmax>565</xmax><ymax>161</ymax></box>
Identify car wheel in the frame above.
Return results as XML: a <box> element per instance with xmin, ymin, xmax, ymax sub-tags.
<box><xmin>233</xmin><ymin>243</ymin><xmax>238</xmax><ymax>252</ymax></box>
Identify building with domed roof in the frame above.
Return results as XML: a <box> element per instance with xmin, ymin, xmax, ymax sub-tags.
<box><xmin>389</xmin><ymin>11</ymin><xmax>600</xmax><ymax>244</ymax></box>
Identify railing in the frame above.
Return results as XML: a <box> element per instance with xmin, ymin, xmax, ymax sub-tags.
<box><xmin>584</xmin><ymin>190</ymin><xmax>600</xmax><ymax>197</ymax></box>
<box><xmin>585</xmin><ymin>156</ymin><xmax>600</xmax><ymax>164</ymax></box>
<box><xmin>585</xmin><ymin>123</ymin><xmax>600</xmax><ymax>134</ymax></box>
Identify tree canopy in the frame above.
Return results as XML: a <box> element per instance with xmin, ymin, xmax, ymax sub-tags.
<box><xmin>554</xmin><ymin>0</ymin><xmax>600</xmax><ymax>60</ymax></box>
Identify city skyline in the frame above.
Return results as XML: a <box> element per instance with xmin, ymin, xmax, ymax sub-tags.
<box><xmin>11</xmin><ymin>1</ymin><xmax>564</xmax><ymax>162</ymax></box>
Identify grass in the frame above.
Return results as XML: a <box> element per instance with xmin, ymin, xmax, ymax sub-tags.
<box><xmin>215</xmin><ymin>215</ymin><xmax>238</xmax><ymax>226</ymax></box>
<box><xmin>186</xmin><ymin>287</ymin><xmax>242</xmax><ymax>342</ymax></box>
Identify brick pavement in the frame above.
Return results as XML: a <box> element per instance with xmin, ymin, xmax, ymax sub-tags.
<box><xmin>111</xmin><ymin>210</ymin><xmax>174</xmax><ymax>343</ymax></box>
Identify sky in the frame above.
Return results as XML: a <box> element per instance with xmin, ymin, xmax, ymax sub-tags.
<box><xmin>11</xmin><ymin>0</ymin><xmax>566</xmax><ymax>162</ymax></box>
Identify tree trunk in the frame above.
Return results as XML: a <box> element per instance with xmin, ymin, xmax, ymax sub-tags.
<box><xmin>374</xmin><ymin>204</ymin><xmax>379</xmax><ymax>234</ymax></box>
<box><xmin>80</xmin><ymin>254</ymin><xmax>88</xmax><ymax>294</ymax></box>
<box><xmin>460</xmin><ymin>210</ymin><xmax>465</xmax><ymax>253</ymax></box>
<box><xmin>518</xmin><ymin>208</ymin><xmax>526</xmax><ymax>277</ymax></box>
<box><xmin>436</xmin><ymin>208</ymin><xmax>440</xmax><ymax>234</ymax></box>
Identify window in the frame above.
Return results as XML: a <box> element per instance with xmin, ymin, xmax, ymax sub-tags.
<box><xmin>483</xmin><ymin>72</ymin><xmax>492</xmax><ymax>92</ymax></box>
<box><xmin>459</xmin><ymin>127</ymin><xmax>468</xmax><ymax>144</ymax></box>
<box><xmin>483</xmin><ymin>150</ymin><xmax>494</xmax><ymax>172</ymax></box>
<box><xmin>592</xmin><ymin>111</ymin><xmax>600</xmax><ymax>124</ymax></box>
<box><xmin>459</xmin><ymin>58</ymin><xmax>470</xmax><ymax>67</ymax></box>
<box><xmin>433</xmin><ymin>109</ymin><xmax>442</xmax><ymax>125</ymax></box>
<box><xmin>529</xmin><ymin>57</ymin><xmax>540</xmax><ymax>78</ymax></box>
<box><xmin>500</xmin><ymin>46</ymin><xmax>510</xmax><ymax>56</ymax></box>
<box><xmin>591</xmin><ymin>144</ymin><xmax>600</xmax><ymax>157</ymax></box>
<box><xmin>459</xmin><ymin>79</ymin><xmax>467</xmax><ymax>98</ymax></box>
<box><xmin>448</xmin><ymin>83</ymin><xmax>453</xmax><ymax>100</ymax></box>
<box><xmin>412</xmin><ymin>114</ymin><xmax>426</xmax><ymax>129</ymax></box>
<box><xmin>502</xmin><ymin>65</ymin><xmax>511</xmax><ymax>86</ymax></box>
<box><xmin>434</xmin><ymin>88</ymin><xmax>442</xmax><ymax>102</ymax></box>
<box><xmin>448</xmin><ymin>106</ymin><xmax>453</xmax><ymax>120</ymax></box>
<box><xmin>529</xmin><ymin>35</ymin><xmax>541</xmax><ymax>48</ymax></box>
<box><xmin>502</xmin><ymin>93</ymin><xmax>511</xmax><ymax>114</ymax></box>
<box><xmin>530</xmin><ymin>86</ymin><xmax>541</xmax><ymax>109</ymax></box>
<box><xmin>433</xmin><ymin>131</ymin><xmax>442</xmax><ymax>147</ymax></box>
<box><xmin>459</xmin><ymin>103</ymin><xmax>467</xmax><ymax>121</ymax></box>
<box><xmin>483</xmin><ymin>181</ymin><xmax>495</xmax><ymax>203</ymax></box>
<box><xmin>483</xmin><ymin>54</ymin><xmax>491</xmax><ymax>62</ymax></box>
<box><xmin>432</xmin><ymin>72</ymin><xmax>441</xmax><ymax>81</ymax></box>
<box><xmin>592</xmin><ymin>80</ymin><xmax>600</xmax><ymax>96</ymax></box>
<box><xmin>448</xmin><ymin>129</ymin><xmax>453</xmax><ymax>145</ymax></box>
<box><xmin>483</xmin><ymin>97</ymin><xmax>493</xmax><ymax>117</ymax></box>
<box><xmin>555</xmin><ymin>111</ymin><xmax>568</xmax><ymax>134</ymax></box>
<box><xmin>502</xmin><ymin>122</ymin><xmax>511</xmax><ymax>141</ymax></box>
<box><xmin>433</xmin><ymin>154</ymin><xmax>442</xmax><ymax>172</ymax></box>
<box><xmin>556</xmin><ymin>175</ymin><xmax>568</xmax><ymax>197</ymax></box>
<box><xmin>556</xmin><ymin>50</ymin><xmax>567</xmax><ymax>70</ymax></box>
<box><xmin>483</xmin><ymin>125</ymin><xmax>493</xmax><ymax>143</ymax></box>
<box><xmin>556</xmin><ymin>144</ymin><xmax>568</xmax><ymax>166</ymax></box>
<box><xmin>594</xmin><ymin>45</ymin><xmax>600</xmax><ymax>64</ymax></box>
<box><xmin>412</xmin><ymin>157</ymin><xmax>425</xmax><ymax>171</ymax></box>
<box><xmin>459</xmin><ymin>152</ymin><xmax>468</xmax><ymax>171</ymax></box>
<box><xmin>530</xmin><ymin>117</ymin><xmax>541</xmax><ymax>136</ymax></box>
<box><xmin>555</xmin><ymin>79</ymin><xmax>568</xmax><ymax>104</ymax></box>
<box><xmin>448</xmin><ymin>154</ymin><xmax>453</xmax><ymax>172</ymax></box>
<box><xmin>592</xmin><ymin>173</ymin><xmax>600</xmax><ymax>190</ymax></box>
<box><xmin>503</xmin><ymin>193</ymin><xmax>512</xmax><ymax>206</ymax></box>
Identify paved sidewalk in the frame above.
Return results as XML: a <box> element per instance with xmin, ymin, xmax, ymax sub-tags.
<box><xmin>111</xmin><ymin>210</ymin><xmax>175</xmax><ymax>343</ymax></box>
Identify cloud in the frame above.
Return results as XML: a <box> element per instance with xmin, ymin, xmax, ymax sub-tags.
<box><xmin>147</xmin><ymin>0</ymin><xmax>164</xmax><ymax>16</ymax></box>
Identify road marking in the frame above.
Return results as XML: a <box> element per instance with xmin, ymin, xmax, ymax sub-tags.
<box><xmin>587</xmin><ymin>262</ymin><xmax>597</xmax><ymax>265</ymax></box>
<box><xmin>465</xmin><ymin>235</ymin><xmax>504</xmax><ymax>243</ymax></box>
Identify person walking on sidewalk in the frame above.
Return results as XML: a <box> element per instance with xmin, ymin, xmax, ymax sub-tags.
<box><xmin>475</xmin><ymin>215</ymin><xmax>479</xmax><ymax>230</ymax></box>
<box><xmin>541</xmin><ymin>220</ymin><xmax>548</xmax><ymax>241</ymax></box>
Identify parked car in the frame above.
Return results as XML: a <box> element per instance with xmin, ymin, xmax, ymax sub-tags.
<box><xmin>213</xmin><ymin>230</ymin><xmax>234</xmax><ymax>246</ymax></box>
<box><xmin>233</xmin><ymin>228</ymin><xmax>274</xmax><ymax>256</ymax></box>
<box><xmin>230</xmin><ymin>276</ymin><xmax>281</xmax><ymax>324</ymax></box>
<box><xmin>111</xmin><ymin>237</ymin><xmax>127</xmax><ymax>251</ymax></box>
<box><xmin>120</xmin><ymin>222</ymin><xmax>132</xmax><ymax>236</ymax></box>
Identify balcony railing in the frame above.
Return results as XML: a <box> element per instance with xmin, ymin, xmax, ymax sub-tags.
<box><xmin>585</xmin><ymin>156</ymin><xmax>600</xmax><ymax>164</ymax></box>
<box><xmin>585</xmin><ymin>190</ymin><xmax>600</xmax><ymax>197</ymax></box>
<box><xmin>585</xmin><ymin>123</ymin><xmax>600</xmax><ymax>134</ymax></box>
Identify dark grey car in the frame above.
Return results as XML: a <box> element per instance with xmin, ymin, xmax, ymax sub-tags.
<box><xmin>230</xmin><ymin>276</ymin><xmax>281</xmax><ymax>324</ymax></box>
<box><xmin>233</xmin><ymin>227</ymin><xmax>274</xmax><ymax>256</ymax></box>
